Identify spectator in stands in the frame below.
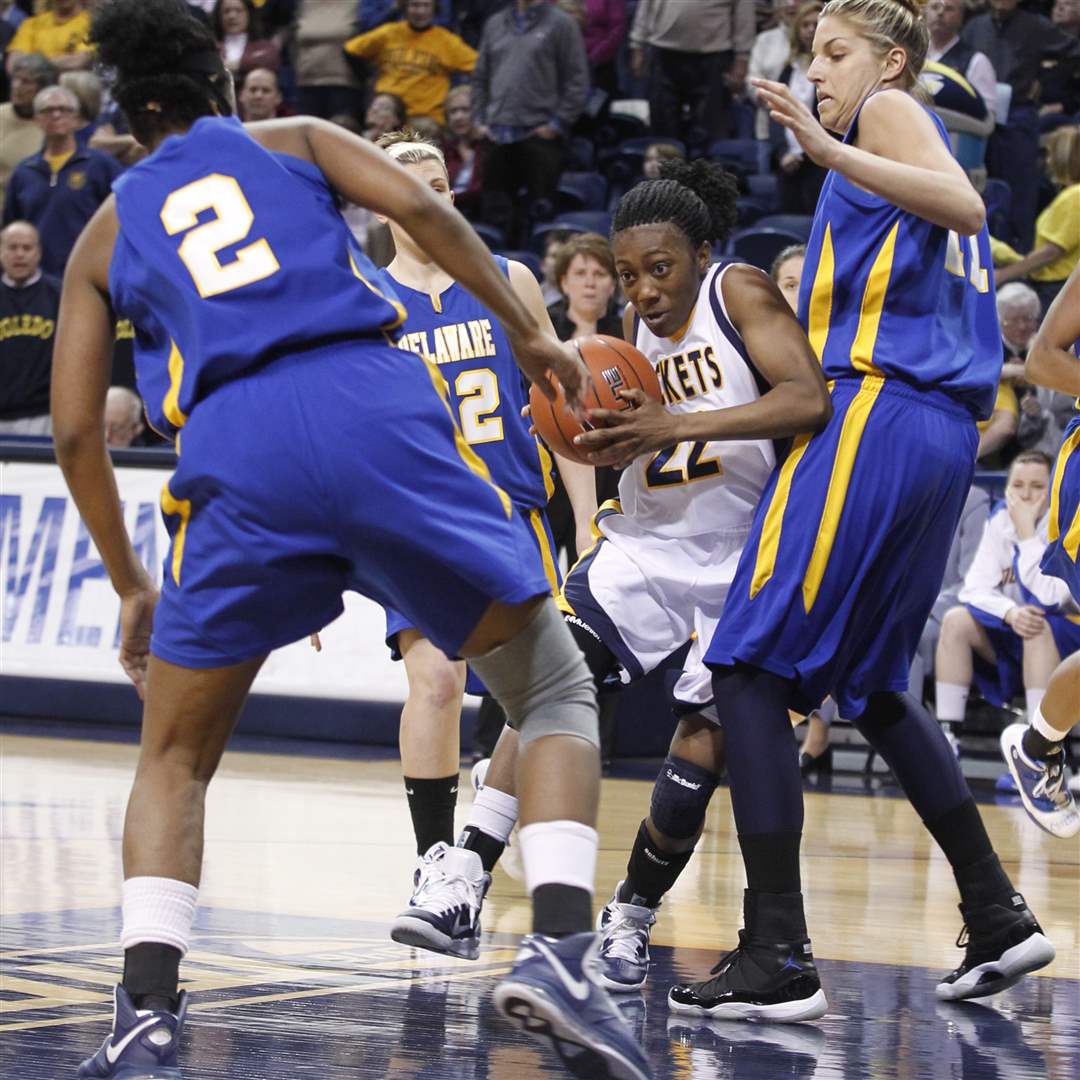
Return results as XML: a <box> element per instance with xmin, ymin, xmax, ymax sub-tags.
<box><xmin>0</xmin><ymin>220</ymin><xmax>60</xmax><ymax>436</ymax></box>
<box><xmin>60</xmin><ymin>69</ymin><xmax>103</xmax><ymax>148</ymax></box>
<box><xmin>547</xmin><ymin>231</ymin><xmax>620</xmax><ymax>340</ymax></box>
<box><xmin>456</xmin><ymin>0</ymin><xmax>510</xmax><ymax>48</ymax></box>
<box><xmin>238</xmin><ymin>66</ymin><xmax>284</xmax><ymax>121</ymax></box>
<box><xmin>212</xmin><ymin>0</ymin><xmax>279</xmax><ymax>79</ymax></box>
<box><xmin>356</xmin><ymin>0</ymin><xmax>454</xmax><ymax>33</ymax></box>
<box><xmin>3</xmin><ymin>85</ymin><xmax>123</xmax><ymax>277</ymax></box>
<box><xmin>926</xmin><ymin>0</ymin><xmax>996</xmax><ymax>117</ymax></box>
<box><xmin>578</xmin><ymin>0</ymin><xmax>626</xmax><ymax>108</ymax></box>
<box><xmin>345</xmin><ymin>0</ymin><xmax>476</xmax><ymax>125</ymax></box>
<box><xmin>5</xmin><ymin>0</ymin><xmax>91</xmax><ymax>74</ymax></box>
<box><xmin>748</xmin><ymin>0</ymin><xmax>795</xmax><ymax>151</ymax></box>
<box><xmin>364</xmin><ymin>91</ymin><xmax>407</xmax><ymax>141</ymax></box>
<box><xmin>539</xmin><ymin>229</ymin><xmax>571</xmax><ymax>306</ymax></box>
<box><xmin>629</xmin><ymin>0</ymin><xmax>756</xmax><ymax>150</ymax></box>
<box><xmin>294</xmin><ymin>0</ymin><xmax>364</xmax><ymax>119</ymax></box>
<box><xmin>963</xmin><ymin>0</ymin><xmax>1080</xmax><ymax>248</ymax></box>
<box><xmin>1041</xmin><ymin>0</ymin><xmax>1080</xmax><ymax>125</ymax></box>
<box><xmin>773</xmin><ymin>2</ymin><xmax>825</xmax><ymax>215</ymax></box>
<box><xmin>995</xmin><ymin>125</ymin><xmax>1080</xmax><ymax>312</ymax></box>
<box><xmin>473</xmin><ymin>0</ymin><xmax>589</xmax><ymax>248</ymax></box>
<box><xmin>104</xmin><ymin>386</ymin><xmax>147</xmax><ymax>449</ymax></box>
<box><xmin>442</xmin><ymin>84</ymin><xmax>484</xmax><ymax>217</ymax></box>
<box><xmin>642</xmin><ymin>140</ymin><xmax>684</xmax><ymax>179</ymax></box>
<box><xmin>998</xmin><ymin>281</ymin><xmax>1040</xmax><ymax>372</ymax></box>
<box><xmin>976</xmin><ymin>381</ymin><xmax>1019</xmax><ymax>468</ymax></box>
<box><xmin>1</xmin><ymin>54</ymin><xmax>55</xmax><ymax>204</ymax></box>
<box><xmin>936</xmin><ymin>452</ymin><xmax>1080</xmax><ymax>748</ymax></box>
<box><xmin>771</xmin><ymin>242</ymin><xmax>805</xmax><ymax>312</ymax></box>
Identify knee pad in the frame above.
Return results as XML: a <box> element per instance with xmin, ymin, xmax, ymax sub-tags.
<box><xmin>854</xmin><ymin>690</ymin><xmax>906</xmax><ymax>734</ymax></box>
<box><xmin>650</xmin><ymin>755</ymin><xmax>719</xmax><ymax>841</ymax></box>
<box><xmin>468</xmin><ymin>601</ymin><xmax>599</xmax><ymax>750</ymax></box>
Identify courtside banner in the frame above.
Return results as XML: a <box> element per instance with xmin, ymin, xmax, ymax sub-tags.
<box><xmin>0</xmin><ymin>460</ymin><xmax>408</xmax><ymax>702</ymax></box>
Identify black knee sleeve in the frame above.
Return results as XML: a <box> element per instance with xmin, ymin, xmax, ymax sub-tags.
<box><xmin>650</xmin><ymin>755</ymin><xmax>718</xmax><ymax>841</ymax></box>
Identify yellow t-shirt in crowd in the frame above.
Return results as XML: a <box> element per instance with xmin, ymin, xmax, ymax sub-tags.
<box><xmin>976</xmin><ymin>380</ymin><xmax>1018</xmax><ymax>434</ymax></box>
<box><xmin>344</xmin><ymin>23</ymin><xmax>476</xmax><ymax>124</ymax></box>
<box><xmin>1031</xmin><ymin>184</ymin><xmax>1080</xmax><ymax>283</ymax></box>
<box><xmin>10</xmin><ymin>9</ymin><xmax>92</xmax><ymax>62</ymax></box>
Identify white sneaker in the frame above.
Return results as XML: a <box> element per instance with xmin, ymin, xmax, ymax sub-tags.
<box><xmin>1000</xmin><ymin>723</ymin><xmax>1080</xmax><ymax>839</ymax></box>
<box><xmin>390</xmin><ymin>842</ymin><xmax>491</xmax><ymax>959</ymax></box>
<box><xmin>595</xmin><ymin>883</ymin><xmax>658</xmax><ymax>992</ymax></box>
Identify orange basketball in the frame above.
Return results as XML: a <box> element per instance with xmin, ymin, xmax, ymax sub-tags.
<box><xmin>529</xmin><ymin>335</ymin><xmax>662</xmax><ymax>465</ymax></box>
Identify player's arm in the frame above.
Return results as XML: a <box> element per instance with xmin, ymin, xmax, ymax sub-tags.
<box><xmin>577</xmin><ymin>268</ymin><xmax>831</xmax><ymax>467</ymax></box>
<box><xmin>52</xmin><ymin>199</ymin><xmax>157</xmax><ymax>693</ymax></box>
<box><xmin>1026</xmin><ymin>264</ymin><xmax>1080</xmax><ymax>398</ymax></box>
<box><xmin>753</xmin><ymin>82</ymin><xmax>985</xmax><ymax>234</ymax></box>
<box><xmin>245</xmin><ymin>118</ymin><xmax>589</xmax><ymax>408</ymax></box>
<box><xmin>509</xmin><ymin>260</ymin><xmax>597</xmax><ymax>549</ymax></box>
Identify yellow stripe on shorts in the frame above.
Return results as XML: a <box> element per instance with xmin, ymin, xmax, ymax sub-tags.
<box><xmin>801</xmin><ymin>375</ymin><xmax>885</xmax><ymax>613</ymax></box>
<box><xmin>528</xmin><ymin>509</ymin><xmax>560</xmax><ymax>595</ymax></box>
<box><xmin>160</xmin><ymin>482</ymin><xmax>191</xmax><ymax>587</ymax></box>
<box><xmin>1049</xmin><ymin>425</ymin><xmax>1080</xmax><ymax>561</ymax></box>
<box><xmin>749</xmin><ymin>433</ymin><xmax>812</xmax><ymax>599</ymax></box>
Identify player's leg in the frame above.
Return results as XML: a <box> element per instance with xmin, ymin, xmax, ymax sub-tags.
<box><xmin>935</xmin><ymin>606</ymin><xmax>997</xmax><ymax>748</ymax></box>
<box><xmin>79</xmin><ymin>655</ymin><xmax>264</xmax><ymax>1080</ymax></box>
<box><xmin>799</xmin><ymin>698</ymin><xmax>835</xmax><ymax>774</ymax></box>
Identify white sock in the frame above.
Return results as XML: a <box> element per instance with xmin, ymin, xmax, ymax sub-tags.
<box><xmin>121</xmin><ymin>877</ymin><xmax>198</xmax><ymax>955</ymax></box>
<box><xmin>1030</xmin><ymin>704</ymin><xmax>1067</xmax><ymax>744</ymax></box>
<box><xmin>464</xmin><ymin>786</ymin><xmax>518</xmax><ymax>844</ymax></box>
<box><xmin>519</xmin><ymin>820</ymin><xmax>597</xmax><ymax>896</ymax></box>
<box><xmin>935</xmin><ymin>682</ymin><xmax>969</xmax><ymax>724</ymax></box>
<box><xmin>1025</xmin><ymin>688</ymin><xmax>1046</xmax><ymax>723</ymax></box>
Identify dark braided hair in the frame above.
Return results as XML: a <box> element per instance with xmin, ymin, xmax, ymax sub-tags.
<box><xmin>612</xmin><ymin>159</ymin><xmax>739</xmax><ymax>251</ymax></box>
<box><xmin>91</xmin><ymin>0</ymin><xmax>233</xmax><ymax>147</ymax></box>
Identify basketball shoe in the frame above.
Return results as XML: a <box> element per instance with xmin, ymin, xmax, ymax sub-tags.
<box><xmin>595</xmin><ymin>883</ymin><xmax>658</xmax><ymax>992</ymax></box>
<box><xmin>935</xmin><ymin>892</ymin><xmax>1054</xmax><ymax>1000</ymax></box>
<box><xmin>494</xmin><ymin>931</ymin><xmax>653</xmax><ymax>1079</ymax></box>
<box><xmin>667</xmin><ymin>891</ymin><xmax>827</xmax><ymax>1023</ymax></box>
<box><xmin>78</xmin><ymin>985</ymin><xmax>186</xmax><ymax>1078</ymax></box>
<box><xmin>390</xmin><ymin>842</ymin><xmax>489</xmax><ymax>960</ymax></box>
<box><xmin>999</xmin><ymin>723</ymin><xmax>1080</xmax><ymax>838</ymax></box>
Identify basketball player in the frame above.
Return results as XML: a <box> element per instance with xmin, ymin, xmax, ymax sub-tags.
<box><xmin>404</xmin><ymin>159</ymin><xmax>833</xmax><ymax>996</ymax></box>
<box><xmin>52</xmin><ymin>3</ymin><xmax>647</xmax><ymax>1078</ymax></box>
<box><xmin>368</xmin><ymin>131</ymin><xmax>597</xmax><ymax>958</ymax></box>
<box><xmin>1000</xmin><ymin>262</ymin><xmax>1080</xmax><ymax>839</ymax></box>
<box><xmin>648</xmin><ymin>0</ymin><xmax>1055</xmax><ymax>1021</ymax></box>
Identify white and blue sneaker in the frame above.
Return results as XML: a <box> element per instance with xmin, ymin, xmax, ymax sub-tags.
<box><xmin>390</xmin><ymin>842</ymin><xmax>490</xmax><ymax>960</ymax></box>
<box><xmin>999</xmin><ymin>723</ymin><xmax>1080</xmax><ymax>839</ymax></box>
<box><xmin>78</xmin><ymin>985</ymin><xmax>186</xmax><ymax>1078</ymax></box>
<box><xmin>596</xmin><ymin>884</ymin><xmax>657</xmax><ymax>992</ymax></box>
<box><xmin>494</xmin><ymin>932</ymin><xmax>653</xmax><ymax>1079</ymax></box>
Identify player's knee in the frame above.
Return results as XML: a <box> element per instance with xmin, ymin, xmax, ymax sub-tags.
<box><xmin>649</xmin><ymin>755</ymin><xmax>718</xmax><ymax>841</ymax></box>
<box><xmin>410</xmin><ymin>661</ymin><xmax>467</xmax><ymax>712</ymax></box>
<box><xmin>940</xmin><ymin>605</ymin><xmax>975</xmax><ymax>643</ymax></box>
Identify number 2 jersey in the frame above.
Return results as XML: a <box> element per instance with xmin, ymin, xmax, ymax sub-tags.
<box><xmin>620</xmin><ymin>262</ymin><xmax>776</xmax><ymax>543</ymax></box>
<box><xmin>109</xmin><ymin>116</ymin><xmax>407</xmax><ymax>439</ymax></box>
<box><xmin>390</xmin><ymin>259</ymin><xmax>553</xmax><ymax>511</ymax></box>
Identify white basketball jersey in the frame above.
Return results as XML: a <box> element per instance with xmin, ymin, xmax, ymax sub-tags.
<box><xmin>611</xmin><ymin>263</ymin><xmax>776</xmax><ymax>542</ymax></box>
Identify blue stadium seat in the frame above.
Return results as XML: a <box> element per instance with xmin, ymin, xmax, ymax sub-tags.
<box><xmin>746</xmin><ymin>173</ymin><xmax>780</xmax><ymax>211</ymax></box>
<box><xmin>567</xmin><ymin>135</ymin><xmax>596</xmax><ymax>171</ymax></box>
<box><xmin>530</xmin><ymin>220</ymin><xmax>585</xmax><ymax>252</ymax></box>
<box><xmin>554</xmin><ymin>211</ymin><xmax>613</xmax><ymax>235</ymax></box>
<box><xmin>707</xmin><ymin>138</ymin><xmax>760</xmax><ymax>175</ymax></box>
<box><xmin>754</xmin><ymin>214</ymin><xmax>813</xmax><ymax>240</ymax></box>
<box><xmin>736</xmin><ymin>197</ymin><xmax>769</xmax><ymax>228</ymax></box>
<box><xmin>498</xmin><ymin>250</ymin><xmax>543</xmax><ymax>282</ymax></box>
<box><xmin>603</xmin><ymin>111</ymin><xmax>650</xmax><ymax>143</ymax></box>
<box><xmin>726</xmin><ymin>227</ymin><xmax>807</xmax><ymax>271</ymax></box>
<box><xmin>982</xmin><ymin>178</ymin><xmax>1012</xmax><ymax>240</ymax></box>
<box><xmin>557</xmin><ymin>172</ymin><xmax>609</xmax><ymax>212</ymax></box>
<box><xmin>472</xmin><ymin>222</ymin><xmax>506</xmax><ymax>251</ymax></box>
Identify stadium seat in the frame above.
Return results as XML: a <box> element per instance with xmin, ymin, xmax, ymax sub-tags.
<box><xmin>567</xmin><ymin>135</ymin><xmax>596</xmax><ymax>171</ymax></box>
<box><xmin>736</xmin><ymin>197</ymin><xmax>769</xmax><ymax>228</ymax></box>
<box><xmin>498</xmin><ymin>250</ymin><xmax>543</xmax><ymax>282</ymax></box>
<box><xmin>557</xmin><ymin>172</ymin><xmax>609</xmax><ymax>212</ymax></box>
<box><xmin>726</xmin><ymin>227</ymin><xmax>807</xmax><ymax>271</ymax></box>
<box><xmin>472</xmin><ymin>222</ymin><xmax>506</xmax><ymax>251</ymax></box>
<box><xmin>746</xmin><ymin>173</ymin><xmax>780</xmax><ymax>211</ymax></box>
<box><xmin>707</xmin><ymin>138</ymin><xmax>760</xmax><ymax>176</ymax></box>
<box><xmin>554</xmin><ymin>211</ymin><xmax>613</xmax><ymax>235</ymax></box>
<box><xmin>982</xmin><ymin>178</ymin><xmax>1012</xmax><ymax>241</ymax></box>
<box><xmin>754</xmin><ymin>214</ymin><xmax>813</xmax><ymax>240</ymax></box>
<box><xmin>603</xmin><ymin>111</ymin><xmax>650</xmax><ymax>143</ymax></box>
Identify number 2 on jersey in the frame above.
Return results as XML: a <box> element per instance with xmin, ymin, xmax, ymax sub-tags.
<box><xmin>161</xmin><ymin>174</ymin><xmax>280</xmax><ymax>298</ymax></box>
<box><xmin>645</xmin><ymin>441</ymin><xmax>723</xmax><ymax>488</ymax></box>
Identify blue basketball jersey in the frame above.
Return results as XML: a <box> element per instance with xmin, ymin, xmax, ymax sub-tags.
<box><xmin>109</xmin><ymin>116</ymin><xmax>406</xmax><ymax>437</ymax></box>
<box><xmin>390</xmin><ymin>260</ymin><xmax>554</xmax><ymax>510</ymax></box>
<box><xmin>797</xmin><ymin>100</ymin><xmax>1000</xmax><ymax>420</ymax></box>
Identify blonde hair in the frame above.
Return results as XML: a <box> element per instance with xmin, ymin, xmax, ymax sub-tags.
<box><xmin>1045</xmin><ymin>125</ymin><xmax>1080</xmax><ymax>187</ymax></box>
<box><xmin>376</xmin><ymin>127</ymin><xmax>447</xmax><ymax>171</ymax></box>
<box><xmin>789</xmin><ymin>2</ymin><xmax>823</xmax><ymax>61</ymax></box>
<box><xmin>819</xmin><ymin>0</ymin><xmax>930</xmax><ymax>89</ymax></box>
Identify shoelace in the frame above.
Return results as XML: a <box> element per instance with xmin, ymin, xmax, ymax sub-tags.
<box><xmin>1031</xmin><ymin>754</ymin><xmax>1068</xmax><ymax>806</ymax></box>
<box><xmin>708</xmin><ymin>930</ymin><xmax>749</xmax><ymax>977</ymax></box>
<box><xmin>413</xmin><ymin>861</ymin><xmax>478</xmax><ymax>916</ymax></box>
<box><xmin>602</xmin><ymin>907</ymin><xmax>654</xmax><ymax>963</ymax></box>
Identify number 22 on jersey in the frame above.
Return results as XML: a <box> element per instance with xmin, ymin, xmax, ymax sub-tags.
<box><xmin>161</xmin><ymin>174</ymin><xmax>280</xmax><ymax>298</ymax></box>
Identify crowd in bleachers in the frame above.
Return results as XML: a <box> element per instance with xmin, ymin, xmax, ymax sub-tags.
<box><xmin>1</xmin><ymin>0</ymin><xmax>1078</xmax><ymax>766</ymax></box>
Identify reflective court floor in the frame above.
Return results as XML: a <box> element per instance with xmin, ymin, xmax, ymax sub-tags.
<box><xmin>2</xmin><ymin>728</ymin><xmax>1078</xmax><ymax>1079</ymax></box>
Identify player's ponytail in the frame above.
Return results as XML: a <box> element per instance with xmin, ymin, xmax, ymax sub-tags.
<box><xmin>820</xmin><ymin>0</ymin><xmax>930</xmax><ymax>88</ymax></box>
<box><xmin>611</xmin><ymin>159</ymin><xmax>738</xmax><ymax>252</ymax></box>
<box><xmin>91</xmin><ymin>0</ymin><xmax>232</xmax><ymax>146</ymax></box>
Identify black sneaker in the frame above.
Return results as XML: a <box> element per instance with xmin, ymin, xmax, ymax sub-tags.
<box><xmin>935</xmin><ymin>892</ymin><xmax>1054</xmax><ymax>1000</ymax></box>
<box><xmin>667</xmin><ymin>929</ymin><xmax>828</xmax><ymax>1023</ymax></box>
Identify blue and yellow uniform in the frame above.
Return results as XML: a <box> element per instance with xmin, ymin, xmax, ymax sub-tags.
<box><xmin>705</xmin><ymin>103</ymin><xmax>1001</xmax><ymax>718</ymax></box>
<box><xmin>109</xmin><ymin>115</ymin><xmax>551</xmax><ymax>667</ymax></box>
<box><xmin>1043</xmin><ymin>411</ymin><xmax>1080</xmax><ymax>603</ymax></box>
<box><xmin>383</xmin><ymin>262</ymin><xmax>560</xmax><ymax>682</ymax></box>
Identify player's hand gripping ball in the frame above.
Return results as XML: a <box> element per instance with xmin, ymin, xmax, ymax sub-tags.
<box><xmin>529</xmin><ymin>335</ymin><xmax>662</xmax><ymax>465</ymax></box>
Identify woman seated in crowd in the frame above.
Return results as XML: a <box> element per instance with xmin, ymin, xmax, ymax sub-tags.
<box><xmin>212</xmin><ymin>0</ymin><xmax>279</xmax><ymax>80</ymax></box>
<box><xmin>545</xmin><ymin>231</ymin><xmax>621</xmax><ymax>341</ymax></box>
<box><xmin>442</xmin><ymin>84</ymin><xmax>483</xmax><ymax>219</ymax></box>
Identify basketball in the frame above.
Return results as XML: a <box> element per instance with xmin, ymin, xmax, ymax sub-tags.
<box><xmin>529</xmin><ymin>335</ymin><xmax>663</xmax><ymax>465</ymax></box>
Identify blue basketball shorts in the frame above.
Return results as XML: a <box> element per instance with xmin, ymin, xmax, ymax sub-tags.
<box><xmin>150</xmin><ymin>340</ymin><xmax>551</xmax><ymax>668</ymax></box>
<box><xmin>705</xmin><ymin>375</ymin><xmax>979</xmax><ymax>718</ymax></box>
<box><xmin>383</xmin><ymin>506</ymin><xmax>560</xmax><ymax>694</ymax></box>
<box><xmin>1042</xmin><ymin>414</ymin><xmax>1080</xmax><ymax>605</ymax></box>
